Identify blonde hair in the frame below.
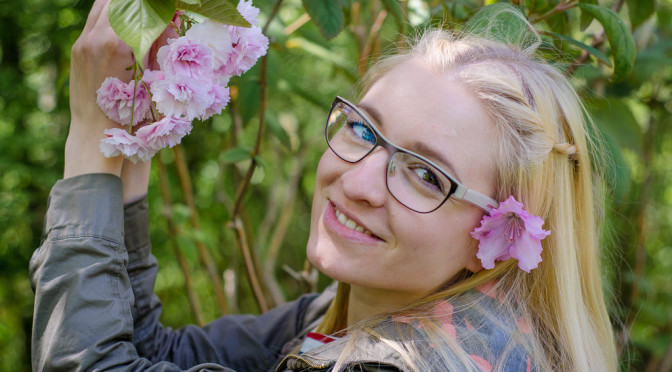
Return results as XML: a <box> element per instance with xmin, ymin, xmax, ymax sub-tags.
<box><xmin>315</xmin><ymin>30</ymin><xmax>617</xmax><ymax>371</ymax></box>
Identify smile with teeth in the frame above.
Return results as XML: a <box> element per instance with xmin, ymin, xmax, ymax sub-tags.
<box><xmin>334</xmin><ymin>207</ymin><xmax>374</xmax><ymax>237</ymax></box>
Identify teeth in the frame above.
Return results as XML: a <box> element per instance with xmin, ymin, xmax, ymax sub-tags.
<box><xmin>334</xmin><ymin>207</ymin><xmax>374</xmax><ymax>237</ymax></box>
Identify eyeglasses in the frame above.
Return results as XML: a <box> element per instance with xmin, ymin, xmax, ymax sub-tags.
<box><xmin>325</xmin><ymin>96</ymin><xmax>498</xmax><ymax>213</ymax></box>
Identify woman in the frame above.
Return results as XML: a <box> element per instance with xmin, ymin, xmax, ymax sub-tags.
<box><xmin>30</xmin><ymin>1</ymin><xmax>617</xmax><ymax>371</ymax></box>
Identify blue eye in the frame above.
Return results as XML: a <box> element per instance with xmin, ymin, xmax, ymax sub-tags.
<box><xmin>347</xmin><ymin>121</ymin><xmax>376</xmax><ymax>144</ymax></box>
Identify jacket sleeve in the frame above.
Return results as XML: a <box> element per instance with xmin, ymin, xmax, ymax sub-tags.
<box><xmin>122</xmin><ymin>183</ymin><xmax>321</xmax><ymax>372</ymax></box>
<box><xmin>30</xmin><ymin>173</ymin><xmax>234</xmax><ymax>372</ymax></box>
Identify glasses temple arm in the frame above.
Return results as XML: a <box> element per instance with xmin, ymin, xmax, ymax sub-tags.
<box><xmin>453</xmin><ymin>185</ymin><xmax>500</xmax><ymax>213</ymax></box>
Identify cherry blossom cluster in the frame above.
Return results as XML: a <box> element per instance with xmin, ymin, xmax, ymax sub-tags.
<box><xmin>96</xmin><ymin>0</ymin><xmax>269</xmax><ymax>162</ymax></box>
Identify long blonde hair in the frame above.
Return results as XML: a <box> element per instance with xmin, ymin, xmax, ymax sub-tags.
<box><xmin>315</xmin><ymin>30</ymin><xmax>617</xmax><ymax>372</ymax></box>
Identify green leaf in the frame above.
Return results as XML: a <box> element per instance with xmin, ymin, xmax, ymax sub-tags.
<box><xmin>179</xmin><ymin>0</ymin><xmax>200</xmax><ymax>5</ymax></box>
<box><xmin>108</xmin><ymin>0</ymin><xmax>176</xmax><ymax>61</ymax></box>
<box><xmin>577</xmin><ymin>3</ymin><xmax>636</xmax><ymax>82</ymax></box>
<box><xmin>266</xmin><ymin>114</ymin><xmax>291</xmax><ymax>149</ymax></box>
<box><xmin>626</xmin><ymin>0</ymin><xmax>655</xmax><ymax>30</ymax></box>
<box><xmin>381</xmin><ymin>0</ymin><xmax>406</xmax><ymax>34</ymax></box>
<box><xmin>302</xmin><ymin>0</ymin><xmax>345</xmax><ymax>40</ymax></box>
<box><xmin>579</xmin><ymin>0</ymin><xmax>598</xmax><ymax>30</ymax></box>
<box><xmin>465</xmin><ymin>3</ymin><xmax>536</xmax><ymax>48</ymax></box>
<box><xmin>178</xmin><ymin>0</ymin><xmax>249</xmax><ymax>27</ymax></box>
<box><xmin>220</xmin><ymin>146</ymin><xmax>252</xmax><ymax>163</ymax></box>
<box><xmin>523</xmin><ymin>0</ymin><xmax>554</xmax><ymax>15</ymax></box>
<box><xmin>543</xmin><ymin>31</ymin><xmax>612</xmax><ymax>67</ymax></box>
<box><xmin>588</xmin><ymin>97</ymin><xmax>642</xmax><ymax>154</ymax></box>
<box><xmin>285</xmin><ymin>37</ymin><xmax>356</xmax><ymax>81</ymax></box>
<box><xmin>546</xmin><ymin>11</ymin><xmax>568</xmax><ymax>37</ymax></box>
<box><xmin>252</xmin><ymin>155</ymin><xmax>268</xmax><ymax>170</ymax></box>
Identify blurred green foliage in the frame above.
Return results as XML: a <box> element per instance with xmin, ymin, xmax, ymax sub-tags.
<box><xmin>1</xmin><ymin>0</ymin><xmax>671</xmax><ymax>371</ymax></box>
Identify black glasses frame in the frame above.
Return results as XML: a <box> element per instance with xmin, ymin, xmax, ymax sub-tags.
<box><xmin>325</xmin><ymin>96</ymin><xmax>499</xmax><ymax>213</ymax></box>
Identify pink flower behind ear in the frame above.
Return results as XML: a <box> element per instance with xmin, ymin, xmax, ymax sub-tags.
<box><xmin>470</xmin><ymin>196</ymin><xmax>550</xmax><ymax>273</ymax></box>
<box><xmin>96</xmin><ymin>77</ymin><xmax>151</xmax><ymax>125</ymax></box>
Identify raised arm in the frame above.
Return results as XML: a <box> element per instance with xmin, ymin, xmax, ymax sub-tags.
<box><xmin>29</xmin><ymin>0</ymin><xmax>231</xmax><ymax>369</ymax></box>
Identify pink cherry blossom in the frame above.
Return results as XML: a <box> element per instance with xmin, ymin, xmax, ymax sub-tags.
<box><xmin>222</xmin><ymin>25</ymin><xmax>269</xmax><ymax>76</ymax></box>
<box><xmin>237</xmin><ymin>0</ymin><xmax>260</xmax><ymax>26</ymax></box>
<box><xmin>186</xmin><ymin>20</ymin><xmax>233</xmax><ymax>77</ymax></box>
<box><xmin>150</xmin><ymin>75</ymin><xmax>215</xmax><ymax>120</ymax></box>
<box><xmin>202</xmin><ymin>84</ymin><xmax>231</xmax><ymax>120</ymax></box>
<box><xmin>96</xmin><ymin>77</ymin><xmax>151</xmax><ymax>125</ymax></box>
<box><xmin>157</xmin><ymin>37</ymin><xmax>215</xmax><ymax>79</ymax></box>
<box><xmin>135</xmin><ymin>116</ymin><xmax>192</xmax><ymax>151</ymax></box>
<box><xmin>100</xmin><ymin>128</ymin><xmax>152</xmax><ymax>163</ymax></box>
<box><xmin>142</xmin><ymin>69</ymin><xmax>165</xmax><ymax>89</ymax></box>
<box><xmin>470</xmin><ymin>196</ymin><xmax>550</xmax><ymax>273</ymax></box>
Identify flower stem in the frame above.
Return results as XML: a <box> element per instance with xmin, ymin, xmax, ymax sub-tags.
<box><xmin>129</xmin><ymin>62</ymin><xmax>140</xmax><ymax>133</ymax></box>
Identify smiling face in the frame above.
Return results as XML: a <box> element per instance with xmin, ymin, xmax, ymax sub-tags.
<box><xmin>307</xmin><ymin>57</ymin><xmax>499</xmax><ymax>307</ymax></box>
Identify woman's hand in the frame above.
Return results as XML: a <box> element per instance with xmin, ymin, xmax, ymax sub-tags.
<box><xmin>64</xmin><ymin>0</ymin><xmax>133</xmax><ymax>178</ymax></box>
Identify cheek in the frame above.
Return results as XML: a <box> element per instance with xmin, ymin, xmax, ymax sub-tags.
<box><xmin>396</xmin><ymin>205</ymin><xmax>483</xmax><ymax>261</ymax></box>
<box><xmin>314</xmin><ymin>150</ymin><xmax>342</xmax><ymax>189</ymax></box>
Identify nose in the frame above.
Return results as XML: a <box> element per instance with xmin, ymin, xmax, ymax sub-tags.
<box><xmin>340</xmin><ymin>147</ymin><xmax>389</xmax><ymax>208</ymax></box>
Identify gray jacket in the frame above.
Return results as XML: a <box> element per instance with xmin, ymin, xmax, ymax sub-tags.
<box><xmin>31</xmin><ymin>174</ymin><xmax>531</xmax><ymax>372</ymax></box>
<box><xmin>30</xmin><ymin>174</ymin><xmax>338</xmax><ymax>371</ymax></box>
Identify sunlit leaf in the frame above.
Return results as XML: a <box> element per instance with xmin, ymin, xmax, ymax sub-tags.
<box><xmin>108</xmin><ymin>0</ymin><xmax>176</xmax><ymax>61</ymax></box>
<box><xmin>178</xmin><ymin>0</ymin><xmax>249</xmax><ymax>27</ymax></box>
<box><xmin>302</xmin><ymin>0</ymin><xmax>344</xmax><ymax>40</ymax></box>
<box><xmin>543</xmin><ymin>31</ymin><xmax>612</xmax><ymax>67</ymax></box>
<box><xmin>577</xmin><ymin>3</ymin><xmax>636</xmax><ymax>81</ymax></box>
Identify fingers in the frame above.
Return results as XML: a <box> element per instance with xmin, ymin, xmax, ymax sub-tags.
<box><xmin>81</xmin><ymin>0</ymin><xmax>110</xmax><ymax>36</ymax></box>
<box><xmin>145</xmin><ymin>22</ymin><xmax>178</xmax><ymax>69</ymax></box>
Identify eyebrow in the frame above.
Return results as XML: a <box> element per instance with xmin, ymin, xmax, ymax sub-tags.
<box><xmin>357</xmin><ymin>102</ymin><xmax>462</xmax><ymax>181</ymax></box>
<box><xmin>357</xmin><ymin>102</ymin><xmax>385</xmax><ymax>127</ymax></box>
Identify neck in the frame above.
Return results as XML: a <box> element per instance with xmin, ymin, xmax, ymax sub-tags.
<box><xmin>346</xmin><ymin>285</ymin><xmax>428</xmax><ymax>327</ymax></box>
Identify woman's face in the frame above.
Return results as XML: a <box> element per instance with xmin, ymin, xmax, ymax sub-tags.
<box><xmin>307</xmin><ymin>57</ymin><xmax>498</xmax><ymax>301</ymax></box>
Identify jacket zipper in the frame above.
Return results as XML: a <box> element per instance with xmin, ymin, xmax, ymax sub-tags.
<box><xmin>275</xmin><ymin>354</ymin><xmax>332</xmax><ymax>371</ymax></box>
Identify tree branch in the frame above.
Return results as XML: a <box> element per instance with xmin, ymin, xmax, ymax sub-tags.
<box><xmin>173</xmin><ymin>144</ymin><xmax>228</xmax><ymax>315</ymax></box>
<box><xmin>157</xmin><ymin>154</ymin><xmax>204</xmax><ymax>325</ymax></box>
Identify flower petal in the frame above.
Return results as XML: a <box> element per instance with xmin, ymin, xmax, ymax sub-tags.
<box><xmin>508</xmin><ymin>227</ymin><xmax>546</xmax><ymax>272</ymax></box>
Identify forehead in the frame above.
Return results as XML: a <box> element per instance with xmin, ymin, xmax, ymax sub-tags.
<box><xmin>359</xmin><ymin>57</ymin><xmax>497</xmax><ymax>188</ymax></box>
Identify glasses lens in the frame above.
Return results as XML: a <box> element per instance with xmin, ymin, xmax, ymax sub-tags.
<box><xmin>387</xmin><ymin>152</ymin><xmax>454</xmax><ymax>213</ymax></box>
<box><xmin>326</xmin><ymin>102</ymin><xmax>377</xmax><ymax>162</ymax></box>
